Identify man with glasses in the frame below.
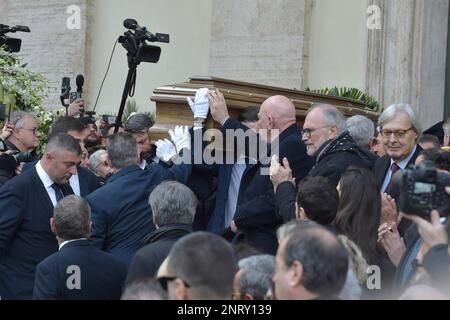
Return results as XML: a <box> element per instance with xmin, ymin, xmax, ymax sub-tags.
<box><xmin>373</xmin><ymin>103</ymin><xmax>423</xmax><ymax>236</ymax></box>
<box><xmin>300</xmin><ymin>104</ymin><xmax>372</xmax><ymax>186</ymax></box>
<box><xmin>5</xmin><ymin>111</ymin><xmax>40</xmax><ymax>161</ymax></box>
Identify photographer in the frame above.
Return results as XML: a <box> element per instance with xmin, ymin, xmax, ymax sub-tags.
<box><xmin>400</xmin><ymin>187</ymin><xmax>450</xmax><ymax>295</ymax></box>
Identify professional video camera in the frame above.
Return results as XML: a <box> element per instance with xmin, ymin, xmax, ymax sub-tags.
<box><xmin>0</xmin><ymin>137</ymin><xmax>34</xmax><ymax>163</ymax></box>
<box><xmin>113</xmin><ymin>19</ymin><xmax>169</xmax><ymax>133</ymax></box>
<box><xmin>0</xmin><ymin>24</ymin><xmax>30</xmax><ymax>52</ymax></box>
<box><xmin>396</xmin><ymin>160</ymin><xmax>450</xmax><ymax>218</ymax></box>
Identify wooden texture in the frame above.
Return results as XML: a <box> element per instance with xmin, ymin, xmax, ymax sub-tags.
<box><xmin>150</xmin><ymin>76</ymin><xmax>379</xmax><ymax>140</ymax></box>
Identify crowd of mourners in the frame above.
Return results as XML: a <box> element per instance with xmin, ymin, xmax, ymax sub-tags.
<box><xmin>0</xmin><ymin>88</ymin><xmax>449</xmax><ymax>300</ymax></box>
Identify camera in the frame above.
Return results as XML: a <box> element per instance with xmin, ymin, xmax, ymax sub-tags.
<box><xmin>396</xmin><ymin>160</ymin><xmax>450</xmax><ymax>218</ymax></box>
<box><xmin>0</xmin><ymin>24</ymin><xmax>30</xmax><ymax>52</ymax></box>
<box><xmin>12</xmin><ymin>150</ymin><xmax>34</xmax><ymax>163</ymax></box>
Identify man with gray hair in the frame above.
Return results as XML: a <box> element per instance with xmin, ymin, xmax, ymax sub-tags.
<box><xmin>126</xmin><ymin>181</ymin><xmax>197</xmax><ymax>284</ymax></box>
<box><xmin>0</xmin><ymin>134</ymin><xmax>82</xmax><ymax>299</ymax></box>
<box><xmin>125</xmin><ymin>113</ymin><xmax>155</xmax><ymax>169</ymax></box>
<box><xmin>373</xmin><ymin>103</ymin><xmax>423</xmax><ymax>235</ymax></box>
<box><xmin>346</xmin><ymin>115</ymin><xmax>376</xmax><ymax>150</ymax></box>
<box><xmin>5</xmin><ymin>111</ymin><xmax>41</xmax><ymax>159</ymax></box>
<box><xmin>33</xmin><ymin>196</ymin><xmax>127</xmax><ymax>300</ymax></box>
<box><xmin>89</xmin><ymin>149</ymin><xmax>113</xmax><ymax>184</ymax></box>
<box><xmin>233</xmin><ymin>254</ymin><xmax>276</xmax><ymax>300</ymax></box>
<box><xmin>86</xmin><ymin>132</ymin><xmax>191</xmax><ymax>268</ymax></box>
<box><xmin>300</xmin><ymin>104</ymin><xmax>373</xmax><ymax>186</ymax></box>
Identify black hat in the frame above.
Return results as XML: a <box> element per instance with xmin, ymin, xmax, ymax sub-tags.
<box><xmin>423</xmin><ymin>121</ymin><xmax>444</xmax><ymax>144</ymax></box>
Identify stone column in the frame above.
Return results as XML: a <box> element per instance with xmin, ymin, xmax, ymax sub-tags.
<box><xmin>366</xmin><ymin>0</ymin><xmax>449</xmax><ymax>129</ymax></box>
<box><xmin>209</xmin><ymin>0</ymin><xmax>311</xmax><ymax>90</ymax></box>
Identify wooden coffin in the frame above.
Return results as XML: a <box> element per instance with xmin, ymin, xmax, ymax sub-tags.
<box><xmin>149</xmin><ymin>76</ymin><xmax>379</xmax><ymax>140</ymax></box>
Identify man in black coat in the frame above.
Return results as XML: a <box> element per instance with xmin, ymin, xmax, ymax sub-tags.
<box><xmin>86</xmin><ymin>132</ymin><xmax>191</xmax><ymax>268</ymax></box>
<box><xmin>33</xmin><ymin>195</ymin><xmax>126</xmax><ymax>300</ymax></box>
<box><xmin>208</xmin><ymin>90</ymin><xmax>314</xmax><ymax>254</ymax></box>
<box><xmin>126</xmin><ymin>181</ymin><xmax>196</xmax><ymax>284</ymax></box>
<box><xmin>0</xmin><ymin>134</ymin><xmax>83</xmax><ymax>299</ymax></box>
<box><xmin>270</xmin><ymin>104</ymin><xmax>373</xmax><ymax>222</ymax></box>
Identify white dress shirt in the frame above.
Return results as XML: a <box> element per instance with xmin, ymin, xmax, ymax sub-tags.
<box><xmin>381</xmin><ymin>145</ymin><xmax>417</xmax><ymax>192</ymax></box>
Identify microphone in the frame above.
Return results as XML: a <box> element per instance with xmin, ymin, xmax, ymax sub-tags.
<box><xmin>76</xmin><ymin>74</ymin><xmax>84</xmax><ymax>96</ymax></box>
<box><xmin>123</xmin><ymin>19</ymin><xmax>138</xmax><ymax>30</ymax></box>
<box><xmin>123</xmin><ymin>18</ymin><xmax>157</xmax><ymax>42</ymax></box>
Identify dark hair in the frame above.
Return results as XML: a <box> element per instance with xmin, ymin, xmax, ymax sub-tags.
<box><xmin>125</xmin><ymin>113</ymin><xmax>153</xmax><ymax>133</ymax></box>
<box><xmin>48</xmin><ymin>117</ymin><xmax>86</xmax><ymax>141</ymax></box>
<box><xmin>53</xmin><ymin>195</ymin><xmax>91</xmax><ymax>240</ymax></box>
<box><xmin>296</xmin><ymin>176</ymin><xmax>339</xmax><ymax>225</ymax></box>
<box><xmin>434</xmin><ymin>150</ymin><xmax>450</xmax><ymax>172</ymax></box>
<box><xmin>46</xmin><ymin>133</ymin><xmax>82</xmax><ymax>156</ymax></box>
<box><xmin>238</xmin><ymin>106</ymin><xmax>260</xmax><ymax>123</ymax></box>
<box><xmin>418</xmin><ymin>134</ymin><xmax>441</xmax><ymax>149</ymax></box>
<box><xmin>102</xmin><ymin>123</ymin><xmax>123</xmax><ymax>139</ymax></box>
<box><xmin>167</xmin><ymin>232</ymin><xmax>237</xmax><ymax>299</ymax></box>
<box><xmin>283</xmin><ymin>226</ymin><xmax>348</xmax><ymax>297</ymax></box>
<box><xmin>418</xmin><ymin>148</ymin><xmax>440</xmax><ymax>162</ymax></box>
<box><xmin>333</xmin><ymin>166</ymin><xmax>381</xmax><ymax>265</ymax></box>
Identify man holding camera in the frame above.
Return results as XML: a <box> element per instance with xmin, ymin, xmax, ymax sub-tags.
<box><xmin>0</xmin><ymin>112</ymin><xmax>40</xmax><ymax>186</ymax></box>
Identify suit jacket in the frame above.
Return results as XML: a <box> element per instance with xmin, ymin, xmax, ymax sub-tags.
<box><xmin>208</xmin><ymin>119</ymin><xmax>313</xmax><ymax>254</ymax></box>
<box><xmin>86</xmin><ymin>163</ymin><xmax>191</xmax><ymax>268</ymax></box>
<box><xmin>33</xmin><ymin>239</ymin><xmax>126</xmax><ymax>300</ymax></box>
<box><xmin>372</xmin><ymin>145</ymin><xmax>422</xmax><ymax>200</ymax></box>
<box><xmin>0</xmin><ymin>167</ymin><xmax>59</xmax><ymax>299</ymax></box>
<box><xmin>23</xmin><ymin>162</ymin><xmax>100</xmax><ymax>197</ymax></box>
<box><xmin>125</xmin><ymin>224</ymin><xmax>192</xmax><ymax>285</ymax></box>
<box><xmin>372</xmin><ymin>145</ymin><xmax>422</xmax><ymax>236</ymax></box>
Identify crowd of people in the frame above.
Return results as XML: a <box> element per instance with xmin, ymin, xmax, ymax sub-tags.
<box><xmin>0</xmin><ymin>88</ymin><xmax>449</xmax><ymax>300</ymax></box>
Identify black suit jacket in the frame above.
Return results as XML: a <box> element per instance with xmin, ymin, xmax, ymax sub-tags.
<box><xmin>0</xmin><ymin>167</ymin><xmax>58</xmax><ymax>299</ymax></box>
<box><xmin>33</xmin><ymin>239</ymin><xmax>126</xmax><ymax>300</ymax></box>
<box><xmin>220</xmin><ymin>119</ymin><xmax>314</xmax><ymax>254</ymax></box>
<box><xmin>372</xmin><ymin>145</ymin><xmax>422</xmax><ymax>236</ymax></box>
<box><xmin>86</xmin><ymin>163</ymin><xmax>191</xmax><ymax>268</ymax></box>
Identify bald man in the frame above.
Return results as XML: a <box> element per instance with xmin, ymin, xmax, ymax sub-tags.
<box><xmin>208</xmin><ymin>90</ymin><xmax>313</xmax><ymax>254</ymax></box>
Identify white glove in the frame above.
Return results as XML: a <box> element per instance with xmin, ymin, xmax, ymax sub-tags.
<box><xmin>155</xmin><ymin>139</ymin><xmax>177</xmax><ymax>162</ymax></box>
<box><xmin>187</xmin><ymin>88</ymin><xmax>209</xmax><ymax>119</ymax></box>
<box><xmin>168</xmin><ymin>125</ymin><xmax>191</xmax><ymax>153</ymax></box>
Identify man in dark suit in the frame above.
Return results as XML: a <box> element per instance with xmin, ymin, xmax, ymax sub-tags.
<box><xmin>126</xmin><ymin>181</ymin><xmax>196</xmax><ymax>284</ymax></box>
<box><xmin>372</xmin><ymin>104</ymin><xmax>423</xmax><ymax>236</ymax></box>
<box><xmin>208</xmin><ymin>90</ymin><xmax>314</xmax><ymax>254</ymax></box>
<box><xmin>0</xmin><ymin>134</ymin><xmax>82</xmax><ymax>299</ymax></box>
<box><xmin>33</xmin><ymin>195</ymin><xmax>126</xmax><ymax>300</ymax></box>
<box><xmin>23</xmin><ymin>116</ymin><xmax>100</xmax><ymax>195</ymax></box>
<box><xmin>86</xmin><ymin>132</ymin><xmax>191</xmax><ymax>268</ymax></box>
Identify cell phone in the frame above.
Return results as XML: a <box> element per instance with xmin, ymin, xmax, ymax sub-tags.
<box><xmin>102</xmin><ymin>115</ymin><xmax>116</xmax><ymax>125</ymax></box>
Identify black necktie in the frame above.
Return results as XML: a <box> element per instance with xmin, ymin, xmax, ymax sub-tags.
<box><xmin>51</xmin><ymin>183</ymin><xmax>74</xmax><ymax>202</ymax></box>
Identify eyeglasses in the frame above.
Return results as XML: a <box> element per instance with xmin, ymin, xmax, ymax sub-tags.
<box><xmin>158</xmin><ymin>276</ymin><xmax>190</xmax><ymax>291</ymax></box>
<box><xmin>380</xmin><ymin>127</ymin><xmax>413</xmax><ymax>139</ymax></box>
<box><xmin>301</xmin><ymin>125</ymin><xmax>332</xmax><ymax>137</ymax></box>
<box><xmin>20</xmin><ymin>127</ymin><xmax>40</xmax><ymax>136</ymax></box>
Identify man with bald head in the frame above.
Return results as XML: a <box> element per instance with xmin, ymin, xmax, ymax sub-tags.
<box><xmin>208</xmin><ymin>90</ymin><xmax>313</xmax><ymax>254</ymax></box>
